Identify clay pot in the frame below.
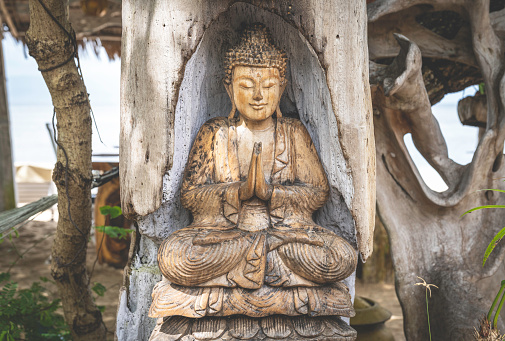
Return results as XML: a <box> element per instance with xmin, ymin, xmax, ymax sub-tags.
<box><xmin>351</xmin><ymin>296</ymin><xmax>395</xmax><ymax>341</ymax></box>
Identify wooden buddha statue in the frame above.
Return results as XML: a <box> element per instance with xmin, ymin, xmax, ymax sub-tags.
<box><xmin>149</xmin><ymin>23</ymin><xmax>358</xmax><ymax>341</ymax></box>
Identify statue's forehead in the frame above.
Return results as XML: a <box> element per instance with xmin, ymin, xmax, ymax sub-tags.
<box><xmin>232</xmin><ymin>66</ymin><xmax>280</xmax><ymax>79</ymax></box>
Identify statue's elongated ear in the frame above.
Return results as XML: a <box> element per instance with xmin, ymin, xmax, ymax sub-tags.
<box><xmin>276</xmin><ymin>81</ymin><xmax>288</xmax><ymax>118</ymax></box>
<box><xmin>224</xmin><ymin>80</ymin><xmax>236</xmax><ymax>119</ymax></box>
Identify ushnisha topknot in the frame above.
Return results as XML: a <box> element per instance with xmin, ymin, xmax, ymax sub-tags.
<box><xmin>224</xmin><ymin>23</ymin><xmax>287</xmax><ymax>84</ymax></box>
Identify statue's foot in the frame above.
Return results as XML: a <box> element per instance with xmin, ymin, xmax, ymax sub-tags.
<box><xmin>149</xmin><ymin>315</ymin><xmax>357</xmax><ymax>341</ymax></box>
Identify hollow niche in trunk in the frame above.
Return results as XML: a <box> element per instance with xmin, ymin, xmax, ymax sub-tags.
<box><xmin>117</xmin><ymin>2</ymin><xmax>374</xmax><ymax>340</ymax></box>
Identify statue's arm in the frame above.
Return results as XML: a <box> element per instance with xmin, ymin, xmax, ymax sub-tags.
<box><xmin>180</xmin><ymin>119</ymin><xmax>240</xmax><ymax>222</ymax></box>
<box><xmin>270</xmin><ymin>121</ymin><xmax>329</xmax><ymax>218</ymax></box>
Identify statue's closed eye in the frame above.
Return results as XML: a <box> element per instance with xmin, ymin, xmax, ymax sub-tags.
<box><xmin>262</xmin><ymin>79</ymin><xmax>278</xmax><ymax>88</ymax></box>
<box><xmin>238</xmin><ymin>79</ymin><xmax>255</xmax><ymax>88</ymax></box>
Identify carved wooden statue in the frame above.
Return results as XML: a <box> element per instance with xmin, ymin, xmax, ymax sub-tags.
<box><xmin>149</xmin><ymin>24</ymin><xmax>358</xmax><ymax>341</ymax></box>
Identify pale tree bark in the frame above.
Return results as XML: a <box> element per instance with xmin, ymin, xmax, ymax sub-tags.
<box><xmin>0</xmin><ymin>29</ymin><xmax>16</xmax><ymax>212</ymax></box>
<box><xmin>25</xmin><ymin>0</ymin><xmax>106</xmax><ymax>339</ymax></box>
<box><xmin>117</xmin><ymin>1</ymin><xmax>374</xmax><ymax>339</ymax></box>
<box><xmin>369</xmin><ymin>0</ymin><xmax>505</xmax><ymax>339</ymax></box>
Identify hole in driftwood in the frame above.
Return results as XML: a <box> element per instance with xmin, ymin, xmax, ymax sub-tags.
<box><xmin>403</xmin><ymin>133</ymin><xmax>448</xmax><ymax>192</ymax></box>
<box><xmin>492</xmin><ymin>153</ymin><xmax>503</xmax><ymax>172</ymax></box>
<box><xmin>433</xmin><ymin>89</ymin><xmax>478</xmax><ymax>164</ymax></box>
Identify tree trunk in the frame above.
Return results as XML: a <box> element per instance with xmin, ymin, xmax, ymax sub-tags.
<box><xmin>368</xmin><ymin>1</ymin><xmax>505</xmax><ymax>338</ymax></box>
<box><xmin>25</xmin><ymin>0</ymin><xmax>106</xmax><ymax>339</ymax></box>
<box><xmin>117</xmin><ymin>1</ymin><xmax>374</xmax><ymax>339</ymax></box>
<box><xmin>0</xmin><ymin>31</ymin><xmax>16</xmax><ymax>212</ymax></box>
<box><xmin>370</xmin><ymin>24</ymin><xmax>505</xmax><ymax>339</ymax></box>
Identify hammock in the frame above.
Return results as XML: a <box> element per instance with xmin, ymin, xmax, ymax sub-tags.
<box><xmin>0</xmin><ymin>167</ymin><xmax>119</xmax><ymax>237</ymax></box>
<box><xmin>0</xmin><ymin>194</ymin><xmax>58</xmax><ymax>236</ymax></box>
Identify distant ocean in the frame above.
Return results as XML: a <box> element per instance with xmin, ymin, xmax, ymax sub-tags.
<box><xmin>9</xmin><ymin>104</ymin><xmax>120</xmax><ymax>167</ymax></box>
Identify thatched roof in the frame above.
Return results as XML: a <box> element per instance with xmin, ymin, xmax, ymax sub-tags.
<box><xmin>0</xmin><ymin>0</ymin><xmax>122</xmax><ymax>58</ymax></box>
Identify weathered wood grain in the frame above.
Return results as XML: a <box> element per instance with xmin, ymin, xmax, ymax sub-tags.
<box><xmin>370</xmin><ymin>28</ymin><xmax>505</xmax><ymax>339</ymax></box>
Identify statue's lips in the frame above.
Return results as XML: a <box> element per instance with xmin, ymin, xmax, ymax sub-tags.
<box><xmin>250</xmin><ymin>103</ymin><xmax>267</xmax><ymax>110</ymax></box>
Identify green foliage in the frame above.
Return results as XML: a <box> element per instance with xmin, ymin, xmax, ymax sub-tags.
<box><xmin>461</xmin><ymin>204</ymin><xmax>505</xmax><ymax>216</ymax></box>
<box><xmin>462</xmin><ymin>190</ymin><xmax>505</xmax><ymax>266</ymax></box>
<box><xmin>98</xmin><ymin>205</ymin><xmax>122</xmax><ymax>219</ymax></box>
<box><xmin>95</xmin><ymin>205</ymin><xmax>132</xmax><ymax>240</ymax></box>
<box><xmin>465</xmin><ymin>186</ymin><xmax>505</xmax><ymax>329</ymax></box>
<box><xmin>483</xmin><ymin>227</ymin><xmax>505</xmax><ymax>267</ymax></box>
<box><xmin>95</xmin><ymin>225</ymin><xmax>132</xmax><ymax>240</ymax></box>
<box><xmin>488</xmin><ymin>280</ymin><xmax>505</xmax><ymax>329</ymax></box>
<box><xmin>479</xmin><ymin>82</ymin><xmax>486</xmax><ymax>95</ymax></box>
<box><xmin>0</xmin><ymin>273</ymin><xmax>70</xmax><ymax>341</ymax></box>
<box><xmin>92</xmin><ymin>282</ymin><xmax>107</xmax><ymax>297</ymax></box>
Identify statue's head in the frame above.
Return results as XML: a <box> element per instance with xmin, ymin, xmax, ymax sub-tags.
<box><xmin>224</xmin><ymin>23</ymin><xmax>287</xmax><ymax>121</ymax></box>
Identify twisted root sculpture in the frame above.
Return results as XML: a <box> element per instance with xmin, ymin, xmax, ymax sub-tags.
<box><xmin>369</xmin><ymin>0</ymin><xmax>505</xmax><ymax>338</ymax></box>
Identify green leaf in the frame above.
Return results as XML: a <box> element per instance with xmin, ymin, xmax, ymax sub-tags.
<box><xmin>105</xmin><ymin>226</ymin><xmax>120</xmax><ymax>238</ymax></box>
<box><xmin>479</xmin><ymin>82</ymin><xmax>485</xmax><ymax>95</ymax></box>
<box><xmin>477</xmin><ymin>189</ymin><xmax>505</xmax><ymax>194</ymax></box>
<box><xmin>96</xmin><ymin>225</ymin><xmax>133</xmax><ymax>240</ymax></box>
<box><xmin>109</xmin><ymin>206</ymin><xmax>122</xmax><ymax>219</ymax></box>
<box><xmin>97</xmin><ymin>305</ymin><xmax>106</xmax><ymax>313</ymax></box>
<box><xmin>461</xmin><ymin>205</ymin><xmax>505</xmax><ymax>217</ymax></box>
<box><xmin>483</xmin><ymin>226</ymin><xmax>505</xmax><ymax>266</ymax></box>
<box><xmin>92</xmin><ymin>282</ymin><xmax>107</xmax><ymax>297</ymax></box>
<box><xmin>99</xmin><ymin>205</ymin><xmax>111</xmax><ymax>216</ymax></box>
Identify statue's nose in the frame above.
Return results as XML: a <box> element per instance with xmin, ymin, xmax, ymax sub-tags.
<box><xmin>253</xmin><ymin>86</ymin><xmax>263</xmax><ymax>101</ymax></box>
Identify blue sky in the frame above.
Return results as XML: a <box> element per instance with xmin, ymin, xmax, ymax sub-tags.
<box><xmin>2</xmin><ymin>33</ymin><xmax>480</xmax><ymax>192</ymax></box>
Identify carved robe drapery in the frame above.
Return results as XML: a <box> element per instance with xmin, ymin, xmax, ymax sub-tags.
<box><xmin>149</xmin><ymin>116</ymin><xmax>357</xmax><ymax>319</ymax></box>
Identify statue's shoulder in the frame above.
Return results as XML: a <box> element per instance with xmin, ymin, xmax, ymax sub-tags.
<box><xmin>197</xmin><ymin>116</ymin><xmax>230</xmax><ymax>135</ymax></box>
<box><xmin>278</xmin><ymin>117</ymin><xmax>311</xmax><ymax>136</ymax></box>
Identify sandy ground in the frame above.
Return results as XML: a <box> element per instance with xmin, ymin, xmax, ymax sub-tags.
<box><xmin>1</xmin><ymin>214</ymin><xmax>406</xmax><ymax>341</ymax></box>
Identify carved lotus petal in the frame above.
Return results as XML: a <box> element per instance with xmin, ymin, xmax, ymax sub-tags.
<box><xmin>323</xmin><ymin>318</ymin><xmax>357</xmax><ymax>338</ymax></box>
<box><xmin>192</xmin><ymin>317</ymin><xmax>226</xmax><ymax>340</ymax></box>
<box><xmin>228</xmin><ymin>316</ymin><xmax>260</xmax><ymax>339</ymax></box>
<box><xmin>260</xmin><ymin>315</ymin><xmax>292</xmax><ymax>338</ymax></box>
<box><xmin>292</xmin><ymin>316</ymin><xmax>325</xmax><ymax>337</ymax></box>
<box><xmin>150</xmin><ymin>316</ymin><xmax>191</xmax><ymax>341</ymax></box>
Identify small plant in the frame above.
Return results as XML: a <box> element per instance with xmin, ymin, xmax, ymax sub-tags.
<box><xmin>91</xmin><ymin>282</ymin><xmax>107</xmax><ymax>313</ymax></box>
<box><xmin>95</xmin><ymin>205</ymin><xmax>132</xmax><ymax>240</ymax></box>
<box><xmin>415</xmin><ymin>276</ymin><xmax>438</xmax><ymax>341</ymax></box>
<box><xmin>463</xmin><ymin>188</ymin><xmax>505</xmax><ymax>338</ymax></box>
<box><xmin>0</xmin><ymin>273</ymin><xmax>71</xmax><ymax>341</ymax></box>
